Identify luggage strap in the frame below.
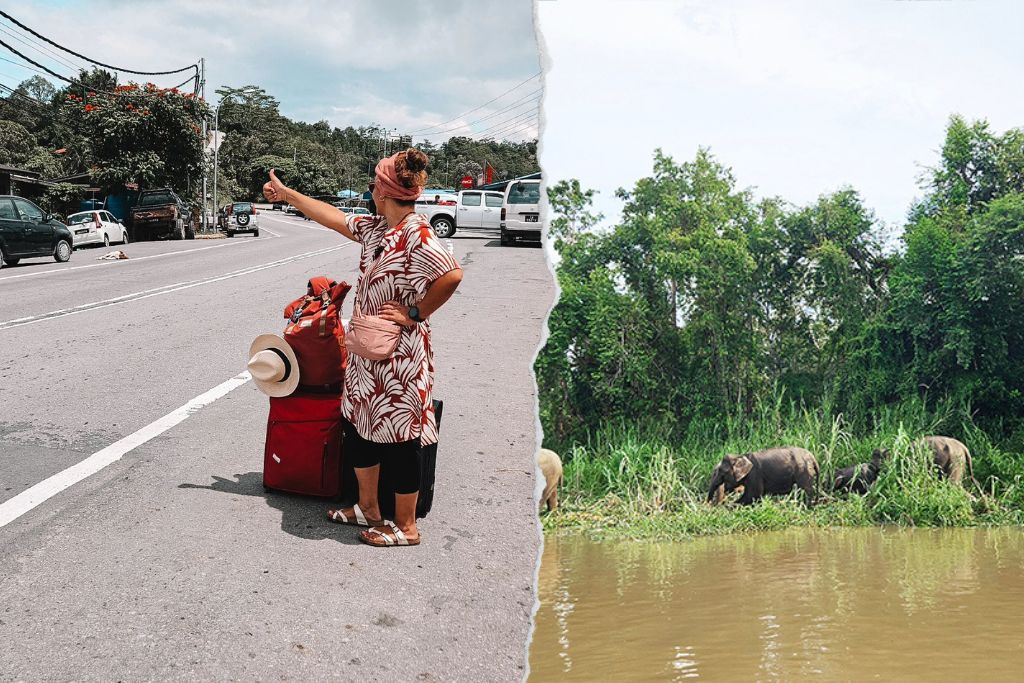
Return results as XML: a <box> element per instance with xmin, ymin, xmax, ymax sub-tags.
<box><xmin>319</xmin><ymin>290</ymin><xmax>331</xmax><ymax>337</ymax></box>
<box><xmin>296</xmin><ymin>382</ymin><xmax>342</xmax><ymax>395</ymax></box>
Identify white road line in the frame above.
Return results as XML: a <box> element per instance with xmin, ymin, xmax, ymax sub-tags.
<box><xmin>0</xmin><ymin>372</ymin><xmax>252</xmax><ymax>529</ymax></box>
<box><xmin>0</xmin><ymin>243</ymin><xmax>354</xmax><ymax>331</ymax></box>
<box><xmin>0</xmin><ymin>237</ymin><xmax>271</xmax><ymax>283</ymax></box>
<box><xmin>445</xmin><ymin>238</ymin><xmax>455</xmax><ymax>256</ymax></box>
<box><xmin>261</xmin><ymin>214</ymin><xmax>336</xmax><ymax>232</ymax></box>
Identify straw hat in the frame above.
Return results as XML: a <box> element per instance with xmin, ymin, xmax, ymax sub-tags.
<box><xmin>247</xmin><ymin>334</ymin><xmax>300</xmax><ymax>397</ymax></box>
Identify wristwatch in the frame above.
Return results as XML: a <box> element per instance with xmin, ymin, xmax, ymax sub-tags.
<box><xmin>408</xmin><ymin>305</ymin><xmax>424</xmax><ymax>323</ymax></box>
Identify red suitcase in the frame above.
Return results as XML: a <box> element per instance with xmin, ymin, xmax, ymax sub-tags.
<box><xmin>263</xmin><ymin>392</ymin><xmax>343</xmax><ymax>497</ymax></box>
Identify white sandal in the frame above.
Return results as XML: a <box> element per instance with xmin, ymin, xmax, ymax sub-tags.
<box><xmin>360</xmin><ymin>520</ymin><xmax>420</xmax><ymax>547</ymax></box>
<box><xmin>327</xmin><ymin>503</ymin><xmax>380</xmax><ymax>527</ymax></box>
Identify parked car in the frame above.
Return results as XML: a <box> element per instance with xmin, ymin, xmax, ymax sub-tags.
<box><xmin>66</xmin><ymin>210</ymin><xmax>129</xmax><ymax>248</ymax></box>
<box><xmin>338</xmin><ymin>206</ymin><xmax>371</xmax><ymax>215</ymax></box>
<box><xmin>416</xmin><ymin>190</ymin><xmax>504</xmax><ymax>238</ymax></box>
<box><xmin>0</xmin><ymin>195</ymin><xmax>75</xmax><ymax>267</ymax></box>
<box><xmin>129</xmin><ymin>188</ymin><xmax>196</xmax><ymax>241</ymax></box>
<box><xmin>416</xmin><ymin>191</ymin><xmax>458</xmax><ymax>206</ymax></box>
<box><xmin>218</xmin><ymin>201</ymin><xmax>260</xmax><ymax>237</ymax></box>
<box><xmin>284</xmin><ymin>204</ymin><xmax>301</xmax><ymax>216</ymax></box>
<box><xmin>500</xmin><ymin>179</ymin><xmax>542</xmax><ymax>246</ymax></box>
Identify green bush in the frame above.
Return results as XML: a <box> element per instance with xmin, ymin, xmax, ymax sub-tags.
<box><xmin>543</xmin><ymin>397</ymin><xmax>1021</xmax><ymax>540</ymax></box>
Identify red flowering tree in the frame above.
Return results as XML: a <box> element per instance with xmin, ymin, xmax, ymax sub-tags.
<box><xmin>57</xmin><ymin>81</ymin><xmax>210</xmax><ymax>197</ymax></box>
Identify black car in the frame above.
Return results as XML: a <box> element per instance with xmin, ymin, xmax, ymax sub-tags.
<box><xmin>130</xmin><ymin>188</ymin><xmax>196</xmax><ymax>241</ymax></box>
<box><xmin>0</xmin><ymin>195</ymin><xmax>74</xmax><ymax>267</ymax></box>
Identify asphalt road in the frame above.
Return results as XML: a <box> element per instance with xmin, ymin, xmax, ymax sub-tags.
<box><xmin>0</xmin><ymin>212</ymin><xmax>555</xmax><ymax>681</ymax></box>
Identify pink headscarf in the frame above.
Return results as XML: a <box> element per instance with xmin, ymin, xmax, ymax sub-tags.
<box><xmin>374</xmin><ymin>153</ymin><xmax>422</xmax><ymax>201</ymax></box>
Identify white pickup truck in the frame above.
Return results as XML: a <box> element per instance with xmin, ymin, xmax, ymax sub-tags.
<box><xmin>415</xmin><ymin>190</ymin><xmax>505</xmax><ymax>238</ymax></box>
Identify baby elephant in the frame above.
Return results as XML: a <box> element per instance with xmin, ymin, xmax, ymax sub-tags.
<box><xmin>832</xmin><ymin>448</ymin><xmax>889</xmax><ymax>494</ymax></box>
<box><xmin>537</xmin><ymin>448</ymin><xmax>563</xmax><ymax>512</ymax></box>
<box><xmin>919</xmin><ymin>436</ymin><xmax>974</xmax><ymax>486</ymax></box>
<box><xmin>707</xmin><ymin>447</ymin><xmax>819</xmax><ymax>506</ymax></box>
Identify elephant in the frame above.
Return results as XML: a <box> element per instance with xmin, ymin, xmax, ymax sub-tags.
<box><xmin>537</xmin><ymin>448</ymin><xmax>563</xmax><ymax>512</ymax></box>
<box><xmin>919</xmin><ymin>436</ymin><xmax>974</xmax><ymax>486</ymax></box>
<box><xmin>706</xmin><ymin>447</ymin><xmax>819</xmax><ymax>506</ymax></box>
<box><xmin>832</xmin><ymin>448</ymin><xmax>889</xmax><ymax>494</ymax></box>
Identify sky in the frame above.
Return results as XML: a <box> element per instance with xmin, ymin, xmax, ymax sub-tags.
<box><xmin>537</xmin><ymin>0</ymin><xmax>1024</xmax><ymax>232</ymax></box>
<box><xmin>1</xmin><ymin>0</ymin><xmax>540</xmax><ymax>143</ymax></box>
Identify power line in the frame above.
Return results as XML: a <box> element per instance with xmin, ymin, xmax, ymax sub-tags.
<box><xmin>481</xmin><ymin>116</ymin><xmax>540</xmax><ymax>141</ymax></box>
<box><xmin>0</xmin><ymin>80</ymin><xmax>48</xmax><ymax>108</ymax></box>
<box><xmin>0</xmin><ymin>37</ymin><xmax>196</xmax><ymax>98</ymax></box>
<box><xmin>485</xmin><ymin>124</ymin><xmax>539</xmax><ymax>143</ymax></box>
<box><xmin>419</xmin><ymin>99</ymin><xmax>539</xmax><ymax>141</ymax></box>
<box><xmin>467</xmin><ymin>88</ymin><xmax>541</xmax><ymax>122</ymax></box>
<box><xmin>0</xmin><ymin>86</ymin><xmax>47</xmax><ymax>118</ymax></box>
<box><xmin>474</xmin><ymin>109</ymin><xmax>539</xmax><ymax>138</ymax></box>
<box><xmin>0</xmin><ymin>22</ymin><xmax>83</xmax><ymax>74</ymax></box>
<box><xmin>474</xmin><ymin>106</ymin><xmax>538</xmax><ymax>135</ymax></box>
<box><xmin>493</xmin><ymin>121</ymin><xmax>540</xmax><ymax>142</ymax></box>
<box><xmin>0</xmin><ymin>53</ymin><xmax>52</xmax><ymax>77</ymax></box>
<box><xmin>0</xmin><ymin>10</ymin><xmax>198</xmax><ymax>77</ymax></box>
<box><xmin>405</xmin><ymin>71</ymin><xmax>541</xmax><ymax>135</ymax></box>
<box><xmin>418</xmin><ymin>90</ymin><xmax>541</xmax><ymax>138</ymax></box>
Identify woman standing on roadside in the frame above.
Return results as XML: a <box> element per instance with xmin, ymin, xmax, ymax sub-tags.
<box><xmin>263</xmin><ymin>148</ymin><xmax>463</xmax><ymax>547</ymax></box>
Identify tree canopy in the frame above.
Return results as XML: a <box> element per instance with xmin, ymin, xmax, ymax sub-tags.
<box><xmin>0</xmin><ymin>74</ymin><xmax>538</xmax><ymax>213</ymax></box>
<box><xmin>538</xmin><ymin>116</ymin><xmax>1024</xmax><ymax>448</ymax></box>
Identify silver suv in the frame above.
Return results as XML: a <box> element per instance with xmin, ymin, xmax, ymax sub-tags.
<box><xmin>219</xmin><ymin>202</ymin><xmax>260</xmax><ymax>237</ymax></box>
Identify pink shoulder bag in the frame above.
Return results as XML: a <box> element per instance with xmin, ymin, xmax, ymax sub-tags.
<box><xmin>344</xmin><ymin>297</ymin><xmax>402</xmax><ymax>361</ymax></box>
<box><xmin>344</xmin><ymin>238</ymin><xmax>403</xmax><ymax>361</ymax></box>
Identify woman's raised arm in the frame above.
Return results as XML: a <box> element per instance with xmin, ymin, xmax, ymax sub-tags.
<box><xmin>262</xmin><ymin>169</ymin><xmax>358</xmax><ymax>242</ymax></box>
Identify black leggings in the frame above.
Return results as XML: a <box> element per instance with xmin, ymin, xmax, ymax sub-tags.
<box><xmin>342</xmin><ymin>419</ymin><xmax>421</xmax><ymax>495</ymax></box>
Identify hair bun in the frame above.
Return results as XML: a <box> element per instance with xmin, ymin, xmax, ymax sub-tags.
<box><xmin>395</xmin><ymin>147</ymin><xmax>429</xmax><ymax>189</ymax></box>
<box><xmin>404</xmin><ymin>147</ymin><xmax>428</xmax><ymax>173</ymax></box>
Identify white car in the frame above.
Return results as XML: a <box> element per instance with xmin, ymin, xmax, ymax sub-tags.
<box><xmin>338</xmin><ymin>206</ymin><xmax>371</xmax><ymax>215</ymax></box>
<box><xmin>415</xmin><ymin>190</ymin><xmax>503</xmax><ymax>238</ymax></box>
<box><xmin>500</xmin><ymin>179</ymin><xmax>542</xmax><ymax>246</ymax></box>
<box><xmin>416</xmin><ymin>191</ymin><xmax>458</xmax><ymax>205</ymax></box>
<box><xmin>66</xmin><ymin>210</ymin><xmax>129</xmax><ymax>248</ymax></box>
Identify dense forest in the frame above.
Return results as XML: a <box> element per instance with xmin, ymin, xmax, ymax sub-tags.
<box><xmin>539</xmin><ymin>115</ymin><xmax>1024</xmax><ymax>451</ymax></box>
<box><xmin>0</xmin><ymin>70</ymin><xmax>538</xmax><ymax>213</ymax></box>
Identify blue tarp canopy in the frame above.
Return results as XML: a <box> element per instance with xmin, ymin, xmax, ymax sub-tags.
<box><xmin>336</xmin><ymin>189</ymin><xmax>360</xmax><ymax>199</ymax></box>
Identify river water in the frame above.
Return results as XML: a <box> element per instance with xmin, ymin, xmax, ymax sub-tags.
<box><xmin>529</xmin><ymin>528</ymin><xmax>1024</xmax><ymax>680</ymax></box>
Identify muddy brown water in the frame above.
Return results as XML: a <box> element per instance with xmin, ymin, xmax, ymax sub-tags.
<box><xmin>529</xmin><ymin>528</ymin><xmax>1024</xmax><ymax>680</ymax></box>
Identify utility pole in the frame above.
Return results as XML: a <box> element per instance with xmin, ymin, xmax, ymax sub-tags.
<box><xmin>200</xmin><ymin>57</ymin><xmax>207</xmax><ymax>231</ymax></box>
<box><xmin>379</xmin><ymin>127</ymin><xmax>397</xmax><ymax>157</ymax></box>
<box><xmin>213</xmin><ymin>105</ymin><xmax>219</xmax><ymax>225</ymax></box>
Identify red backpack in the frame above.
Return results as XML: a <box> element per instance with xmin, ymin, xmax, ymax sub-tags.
<box><xmin>283</xmin><ymin>276</ymin><xmax>352</xmax><ymax>391</ymax></box>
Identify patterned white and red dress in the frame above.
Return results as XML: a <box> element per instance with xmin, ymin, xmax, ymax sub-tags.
<box><xmin>341</xmin><ymin>213</ymin><xmax>460</xmax><ymax>445</ymax></box>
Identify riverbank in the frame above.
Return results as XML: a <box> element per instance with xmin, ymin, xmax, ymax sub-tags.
<box><xmin>541</xmin><ymin>400</ymin><xmax>1024</xmax><ymax>541</ymax></box>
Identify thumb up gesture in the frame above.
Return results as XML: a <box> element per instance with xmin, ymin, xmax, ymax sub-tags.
<box><xmin>263</xmin><ymin>169</ymin><xmax>289</xmax><ymax>203</ymax></box>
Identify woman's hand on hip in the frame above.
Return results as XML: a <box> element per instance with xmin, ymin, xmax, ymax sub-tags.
<box><xmin>263</xmin><ymin>169</ymin><xmax>290</xmax><ymax>203</ymax></box>
<box><xmin>379</xmin><ymin>301</ymin><xmax>416</xmax><ymax>327</ymax></box>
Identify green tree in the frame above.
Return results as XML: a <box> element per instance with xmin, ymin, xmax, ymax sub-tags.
<box><xmin>55</xmin><ymin>80</ymin><xmax>209</xmax><ymax>197</ymax></box>
<box><xmin>0</xmin><ymin>120</ymin><xmax>37</xmax><ymax>165</ymax></box>
<box><xmin>546</xmin><ymin>178</ymin><xmax>603</xmax><ymax>248</ymax></box>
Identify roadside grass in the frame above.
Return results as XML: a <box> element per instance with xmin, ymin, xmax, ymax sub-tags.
<box><xmin>541</xmin><ymin>397</ymin><xmax>1024</xmax><ymax>540</ymax></box>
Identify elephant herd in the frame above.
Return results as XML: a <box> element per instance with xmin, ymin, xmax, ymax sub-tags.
<box><xmin>706</xmin><ymin>436</ymin><xmax>974</xmax><ymax>506</ymax></box>
<box><xmin>535</xmin><ymin>436</ymin><xmax>975</xmax><ymax>514</ymax></box>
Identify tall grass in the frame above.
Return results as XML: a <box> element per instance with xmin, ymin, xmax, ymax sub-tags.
<box><xmin>543</xmin><ymin>396</ymin><xmax>1024</xmax><ymax>540</ymax></box>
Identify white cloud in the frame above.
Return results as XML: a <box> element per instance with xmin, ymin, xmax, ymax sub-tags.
<box><xmin>538</xmin><ymin>0</ymin><xmax>1024</xmax><ymax>229</ymax></box>
<box><xmin>5</xmin><ymin>0</ymin><xmax>539</xmax><ymax>140</ymax></box>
